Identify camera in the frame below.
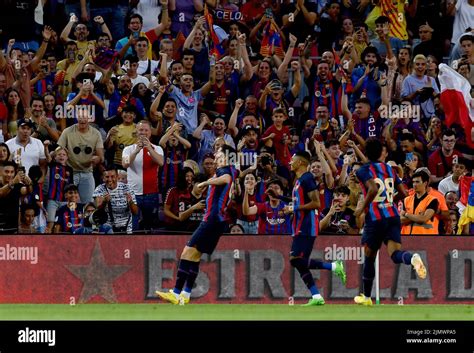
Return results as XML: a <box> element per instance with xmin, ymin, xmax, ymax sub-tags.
<box><xmin>87</xmin><ymin>208</ymin><xmax>108</xmax><ymax>228</ymax></box>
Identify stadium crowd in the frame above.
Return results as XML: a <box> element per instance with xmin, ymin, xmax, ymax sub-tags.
<box><xmin>0</xmin><ymin>0</ymin><xmax>472</xmax><ymax>235</ymax></box>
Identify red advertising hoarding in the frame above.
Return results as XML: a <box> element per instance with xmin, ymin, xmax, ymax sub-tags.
<box><xmin>0</xmin><ymin>235</ymin><xmax>472</xmax><ymax>304</ymax></box>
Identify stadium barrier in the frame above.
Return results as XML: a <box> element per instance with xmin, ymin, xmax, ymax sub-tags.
<box><xmin>0</xmin><ymin>235</ymin><xmax>473</xmax><ymax>304</ymax></box>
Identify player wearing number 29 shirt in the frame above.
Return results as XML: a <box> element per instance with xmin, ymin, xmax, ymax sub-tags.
<box><xmin>353</xmin><ymin>139</ymin><xmax>427</xmax><ymax>306</ymax></box>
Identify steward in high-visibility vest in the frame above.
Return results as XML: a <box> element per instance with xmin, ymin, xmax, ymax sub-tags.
<box><xmin>401</xmin><ymin>171</ymin><xmax>439</xmax><ymax>235</ymax></box>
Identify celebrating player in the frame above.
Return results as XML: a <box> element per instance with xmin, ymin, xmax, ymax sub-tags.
<box><xmin>282</xmin><ymin>151</ymin><xmax>346</xmax><ymax>306</ymax></box>
<box><xmin>156</xmin><ymin>145</ymin><xmax>238</xmax><ymax>304</ymax></box>
<box><xmin>354</xmin><ymin>139</ymin><xmax>426</xmax><ymax>306</ymax></box>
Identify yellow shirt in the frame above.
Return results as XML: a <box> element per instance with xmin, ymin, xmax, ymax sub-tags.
<box><xmin>366</xmin><ymin>0</ymin><xmax>408</xmax><ymax>41</ymax></box>
<box><xmin>56</xmin><ymin>59</ymin><xmax>81</xmax><ymax>101</ymax></box>
<box><xmin>113</xmin><ymin>123</ymin><xmax>138</xmax><ymax>165</ymax></box>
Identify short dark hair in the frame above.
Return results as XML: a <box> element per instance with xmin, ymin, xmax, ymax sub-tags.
<box><xmin>267</xmin><ymin>178</ymin><xmax>284</xmax><ymax>190</ymax></box>
<box><xmin>355</xmin><ymin>97</ymin><xmax>371</xmax><ymax>106</ymax></box>
<box><xmin>325</xmin><ymin>139</ymin><xmax>339</xmax><ymax>149</ymax></box>
<box><xmin>441</xmin><ymin>129</ymin><xmax>456</xmax><ymax>139</ymax></box>
<box><xmin>182</xmin><ymin>49</ymin><xmax>195</xmax><ymax>58</ymax></box>
<box><xmin>125</xmin><ymin>54</ymin><xmax>139</xmax><ymax>64</ymax></box>
<box><xmin>295</xmin><ymin>151</ymin><xmax>311</xmax><ymax>163</ymax></box>
<box><xmin>104</xmin><ymin>166</ymin><xmax>118</xmax><ymax>173</ymax></box>
<box><xmin>30</xmin><ymin>95</ymin><xmax>43</xmax><ymax>106</ymax></box>
<box><xmin>333</xmin><ymin>185</ymin><xmax>351</xmax><ymax>196</ymax></box>
<box><xmin>272</xmin><ymin>107</ymin><xmax>287</xmax><ymax>116</ymax></box>
<box><xmin>2</xmin><ymin>160</ymin><xmax>17</xmax><ymax>170</ymax></box>
<box><xmin>128</xmin><ymin>14</ymin><xmax>143</xmax><ymax>25</ymax></box>
<box><xmin>400</xmin><ymin>132</ymin><xmax>415</xmax><ymax>142</ymax></box>
<box><xmin>412</xmin><ymin>171</ymin><xmax>429</xmax><ymax>183</ymax></box>
<box><xmin>375</xmin><ymin>16</ymin><xmax>390</xmax><ymax>25</ymax></box>
<box><xmin>64</xmin><ymin>184</ymin><xmax>79</xmax><ymax>193</ymax></box>
<box><xmin>366</xmin><ymin>138</ymin><xmax>383</xmax><ymax>162</ymax></box>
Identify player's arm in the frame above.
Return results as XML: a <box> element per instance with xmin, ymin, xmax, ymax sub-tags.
<box><xmin>198</xmin><ymin>174</ymin><xmax>232</xmax><ymax>187</ymax></box>
<box><xmin>295</xmin><ymin>189</ymin><xmax>320</xmax><ymax>212</ymax></box>
<box><xmin>179</xmin><ymin>200</ymin><xmax>205</xmax><ymax>221</ymax></box>
<box><xmin>354</xmin><ymin>179</ymin><xmax>378</xmax><ymax>217</ymax></box>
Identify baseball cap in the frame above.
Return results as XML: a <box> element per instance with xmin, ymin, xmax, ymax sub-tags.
<box><xmin>17</xmin><ymin>118</ymin><xmax>35</xmax><ymax>129</ymax></box>
<box><xmin>269</xmin><ymin>79</ymin><xmax>283</xmax><ymax>90</ymax></box>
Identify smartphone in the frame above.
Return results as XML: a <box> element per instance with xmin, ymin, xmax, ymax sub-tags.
<box><xmin>68</xmin><ymin>51</ymin><xmax>76</xmax><ymax>62</ymax></box>
<box><xmin>265</xmin><ymin>8</ymin><xmax>273</xmax><ymax>18</ymax></box>
<box><xmin>83</xmin><ymin>79</ymin><xmax>91</xmax><ymax>85</ymax></box>
<box><xmin>124</xmin><ymin>60</ymin><xmax>130</xmax><ymax>70</ymax></box>
<box><xmin>42</xmin><ymin>66</ymin><xmax>48</xmax><ymax>74</ymax></box>
<box><xmin>405</xmin><ymin>152</ymin><xmax>414</xmax><ymax>162</ymax></box>
<box><xmin>18</xmin><ymin>166</ymin><xmax>26</xmax><ymax>173</ymax></box>
<box><xmin>133</xmin><ymin>31</ymin><xmax>139</xmax><ymax>39</ymax></box>
<box><xmin>14</xmin><ymin>60</ymin><xmax>21</xmax><ymax>70</ymax></box>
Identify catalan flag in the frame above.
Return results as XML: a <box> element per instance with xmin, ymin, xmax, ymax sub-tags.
<box><xmin>259</xmin><ymin>20</ymin><xmax>285</xmax><ymax>58</ymax></box>
<box><xmin>204</xmin><ymin>5</ymin><xmax>225</xmax><ymax>59</ymax></box>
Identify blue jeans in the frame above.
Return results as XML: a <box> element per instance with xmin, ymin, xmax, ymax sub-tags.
<box><xmin>73</xmin><ymin>171</ymin><xmax>95</xmax><ymax>204</ymax></box>
<box><xmin>90</xmin><ymin>5</ymin><xmax>128</xmax><ymax>40</ymax></box>
<box><xmin>134</xmin><ymin>193</ymin><xmax>159</xmax><ymax>231</ymax></box>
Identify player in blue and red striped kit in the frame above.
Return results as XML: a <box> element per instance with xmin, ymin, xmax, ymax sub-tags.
<box><xmin>156</xmin><ymin>145</ymin><xmax>239</xmax><ymax>305</ymax></box>
<box><xmin>354</xmin><ymin>139</ymin><xmax>427</xmax><ymax>306</ymax></box>
<box><xmin>282</xmin><ymin>151</ymin><xmax>346</xmax><ymax>306</ymax></box>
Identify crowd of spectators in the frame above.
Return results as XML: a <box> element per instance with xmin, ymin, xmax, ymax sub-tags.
<box><xmin>0</xmin><ymin>0</ymin><xmax>472</xmax><ymax>235</ymax></box>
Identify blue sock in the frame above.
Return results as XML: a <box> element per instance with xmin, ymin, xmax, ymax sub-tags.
<box><xmin>174</xmin><ymin>259</ymin><xmax>193</xmax><ymax>294</ymax></box>
<box><xmin>184</xmin><ymin>261</ymin><xmax>200</xmax><ymax>294</ymax></box>
<box><xmin>391</xmin><ymin>250</ymin><xmax>412</xmax><ymax>265</ymax></box>
<box><xmin>308</xmin><ymin>259</ymin><xmax>332</xmax><ymax>270</ymax></box>
<box><xmin>309</xmin><ymin>285</ymin><xmax>320</xmax><ymax>296</ymax></box>
<box><xmin>363</xmin><ymin>256</ymin><xmax>376</xmax><ymax>298</ymax></box>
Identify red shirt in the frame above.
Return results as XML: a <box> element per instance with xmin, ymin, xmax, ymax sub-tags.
<box><xmin>428</xmin><ymin>149</ymin><xmax>461</xmax><ymax>178</ymax></box>
<box><xmin>236</xmin><ymin>192</ymin><xmax>258</xmax><ymax>223</ymax></box>
<box><xmin>164</xmin><ymin>187</ymin><xmax>191</xmax><ymax>227</ymax></box>
<box><xmin>261</xmin><ymin>125</ymin><xmax>291</xmax><ymax>167</ymax></box>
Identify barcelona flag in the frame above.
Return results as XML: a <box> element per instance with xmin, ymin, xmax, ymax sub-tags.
<box><xmin>259</xmin><ymin>21</ymin><xmax>285</xmax><ymax>58</ymax></box>
<box><xmin>204</xmin><ymin>5</ymin><xmax>225</xmax><ymax>59</ymax></box>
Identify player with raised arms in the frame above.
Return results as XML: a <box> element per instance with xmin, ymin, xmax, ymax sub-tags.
<box><xmin>156</xmin><ymin>145</ymin><xmax>238</xmax><ymax>304</ymax></box>
<box><xmin>280</xmin><ymin>151</ymin><xmax>346</xmax><ymax>306</ymax></box>
<box><xmin>354</xmin><ymin>138</ymin><xmax>426</xmax><ymax>306</ymax></box>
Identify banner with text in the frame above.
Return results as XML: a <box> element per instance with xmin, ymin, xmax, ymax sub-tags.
<box><xmin>0</xmin><ymin>235</ymin><xmax>472</xmax><ymax>304</ymax></box>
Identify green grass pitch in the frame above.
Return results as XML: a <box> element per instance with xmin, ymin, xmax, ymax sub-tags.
<box><xmin>1</xmin><ymin>304</ymin><xmax>473</xmax><ymax>320</ymax></box>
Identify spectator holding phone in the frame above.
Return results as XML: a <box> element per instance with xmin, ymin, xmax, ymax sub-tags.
<box><xmin>320</xmin><ymin>186</ymin><xmax>359</xmax><ymax>234</ymax></box>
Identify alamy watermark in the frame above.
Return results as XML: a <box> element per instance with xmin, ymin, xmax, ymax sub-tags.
<box><xmin>0</xmin><ymin>244</ymin><xmax>38</xmax><ymax>264</ymax></box>
<box><xmin>55</xmin><ymin>104</ymin><xmax>95</xmax><ymax>122</ymax></box>
<box><xmin>379</xmin><ymin>102</ymin><xmax>421</xmax><ymax>122</ymax></box>
<box><xmin>324</xmin><ymin>244</ymin><xmax>364</xmax><ymax>264</ymax></box>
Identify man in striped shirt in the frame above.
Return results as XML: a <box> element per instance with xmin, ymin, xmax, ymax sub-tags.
<box><xmin>156</xmin><ymin>145</ymin><xmax>238</xmax><ymax>305</ymax></box>
<box><xmin>354</xmin><ymin>138</ymin><xmax>426</xmax><ymax>306</ymax></box>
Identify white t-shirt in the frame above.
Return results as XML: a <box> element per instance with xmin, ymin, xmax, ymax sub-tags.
<box><xmin>438</xmin><ymin>175</ymin><xmax>459</xmax><ymax>196</ymax></box>
<box><xmin>122</xmin><ymin>143</ymin><xmax>164</xmax><ymax>195</ymax></box>
<box><xmin>6</xmin><ymin>136</ymin><xmax>46</xmax><ymax>173</ymax></box>
<box><xmin>137</xmin><ymin>59</ymin><xmax>159</xmax><ymax>75</ymax></box>
<box><xmin>452</xmin><ymin>0</ymin><xmax>474</xmax><ymax>44</ymax></box>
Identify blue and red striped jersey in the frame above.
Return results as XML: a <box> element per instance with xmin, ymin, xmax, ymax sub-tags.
<box><xmin>203</xmin><ymin>166</ymin><xmax>238</xmax><ymax>222</ymax></box>
<box><xmin>256</xmin><ymin>201</ymin><xmax>292</xmax><ymax>234</ymax></box>
<box><xmin>356</xmin><ymin>162</ymin><xmax>402</xmax><ymax>221</ymax></box>
<box><xmin>292</xmin><ymin>172</ymin><xmax>319</xmax><ymax>237</ymax></box>
<box><xmin>47</xmin><ymin>162</ymin><xmax>73</xmax><ymax>201</ymax></box>
<box><xmin>54</xmin><ymin>203</ymin><xmax>84</xmax><ymax>233</ymax></box>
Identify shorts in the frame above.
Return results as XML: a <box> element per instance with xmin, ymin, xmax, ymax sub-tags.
<box><xmin>289</xmin><ymin>235</ymin><xmax>316</xmax><ymax>259</ymax></box>
<box><xmin>187</xmin><ymin>221</ymin><xmax>229</xmax><ymax>254</ymax></box>
<box><xmin>361</xmin><ymin>217</ymin><xmax>402</xmax><ymax>251</ymax></box>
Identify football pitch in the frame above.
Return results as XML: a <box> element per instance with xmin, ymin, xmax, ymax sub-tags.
<box><xmin>1</xmin><ymin>304</ymin><xmax>473</xmax><ymax>321</ymax></box>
